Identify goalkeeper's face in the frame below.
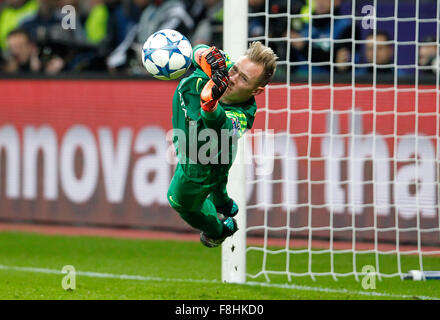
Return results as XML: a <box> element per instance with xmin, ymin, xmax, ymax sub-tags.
<box><xmin>220</xmin><ymin>56</ymin><xmax>264</xmax><ymax>105</ymax></box>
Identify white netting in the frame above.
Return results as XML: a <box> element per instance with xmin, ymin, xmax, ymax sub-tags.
<box><xmin>245</xmin><ymin>0</ymin><xmax>440</xmax><ymax>281</ymax></box>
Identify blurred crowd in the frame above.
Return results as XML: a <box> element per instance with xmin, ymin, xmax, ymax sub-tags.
<box><xmin>0</xmin><ymin>0</ymin><xmax>438</xmax><ymax>78</ymax></box>
<box><xmin>250</xmin><ymin>0</ymin><xmax>439</xmax><ymax>80</ymax></box>
<box><xmin>0</xmin><ymin>0</ymin><xmax>223</xmax><ymax>75</ymax></box>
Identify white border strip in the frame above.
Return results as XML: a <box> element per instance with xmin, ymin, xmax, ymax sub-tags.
<box><xmin>0</xmin><ymin>264</ymin><xmax>438</xmax><ymax>300</ymax></box>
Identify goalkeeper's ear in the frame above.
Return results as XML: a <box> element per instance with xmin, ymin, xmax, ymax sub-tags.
<box><xmin>251</xmin><ymin>86</ymin><xmax>264</xmax><ymax>97</ymax></box>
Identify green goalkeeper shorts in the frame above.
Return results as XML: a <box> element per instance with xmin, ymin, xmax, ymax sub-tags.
<box><xmin>167</xmin><ymin>163</ymin><xmax>214</xmax><ymax>213</ymax></box>
<box><xmin>167</xmin><ymin>162</ymin><xmax>230</xmax><ymax>209</ymax></box>
<box><xmin>167</xmin><ymin>162</ymin><xmax>231</xmax><ymax>238</ymax></box>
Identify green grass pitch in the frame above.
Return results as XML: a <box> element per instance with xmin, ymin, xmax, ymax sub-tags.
<box><xmin>0</xmin><ymin>231</ymin><xmax>439</xmax><ymax>300</ymax></box>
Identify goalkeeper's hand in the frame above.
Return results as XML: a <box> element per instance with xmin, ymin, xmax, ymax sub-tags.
<box><xmin>195</xmin><ymin>46</ymin><xmax>227</xmax><ymax>78</ymax></box>
<box><xmin>200</xmin><ymin>68</ymin><xmax>229</xmax><ymax>112</ymax></box>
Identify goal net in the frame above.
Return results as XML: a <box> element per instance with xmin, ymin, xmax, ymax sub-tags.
<box><xmin>223</xmin><ymin>0</ymin><xmax>440</xmax><ymax>282</ymax></box>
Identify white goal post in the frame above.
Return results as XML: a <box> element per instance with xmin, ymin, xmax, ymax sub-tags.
<box><xmin>222</xmin><ymin>0</ymin><xmax>248</xmax><ymax>284</ymax></box>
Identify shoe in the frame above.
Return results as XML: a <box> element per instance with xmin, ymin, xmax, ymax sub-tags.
<box><xmin>200</xmin><ymin>217</ymin><xmax>238</xmax><ymax>248</ymax></box>
<box><xmin>215</xmin><ymin>199</ymin><xmax>239</xmax><ymax>218</ymax></box>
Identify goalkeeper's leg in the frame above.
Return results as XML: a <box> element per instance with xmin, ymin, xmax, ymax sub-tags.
<box><xmin>167</xmin><ymin>163</ymin><xmax>223</xmax><ymax>238</ymax></box>
<box><xmin>208</xmin><ymin>178</ymin><xmax>239</xmax><ymax>218</ymax></box>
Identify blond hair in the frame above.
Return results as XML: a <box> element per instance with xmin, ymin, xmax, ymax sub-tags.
<box><xmin>245</xmin><ymin>41</ymin><xmax>278</xmax><ymax>86</ymax></box>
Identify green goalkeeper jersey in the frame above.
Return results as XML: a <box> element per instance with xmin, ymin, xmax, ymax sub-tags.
<box><xmin>171</xmin><ymin>44</ymin><xmax>257</xmax><ymax>185</ymax></box>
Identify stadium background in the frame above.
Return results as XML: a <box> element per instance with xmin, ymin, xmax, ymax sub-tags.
<box><xmin>0</xmin><ymin>0</ymin><xmax>439</xmax><ymax>256</ymax></box>
<box><xmin>1</xmin><ymin>79</ymin><xmax>438</xmax><ymax>246</ymax></box>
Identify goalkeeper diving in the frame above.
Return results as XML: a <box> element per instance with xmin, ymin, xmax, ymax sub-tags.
<box><xmin>167</xmin><ymin>41</ymin><xmax>278</xmax><ymax>247</ymax></box>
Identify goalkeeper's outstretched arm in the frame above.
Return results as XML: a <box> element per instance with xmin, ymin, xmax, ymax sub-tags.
<box><xmin>191</xmin><ymin>42</ymin><xmax>278</xmax><ymax>140</ymax></box>
<box><xmin>192</xmin><ymin>45</ymin><xmax>248</xmax><ymax>138</ymax></box>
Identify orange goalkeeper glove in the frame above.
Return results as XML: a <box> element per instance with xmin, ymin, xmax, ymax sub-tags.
<box><xmin>200</xmin><ymin>69</ymin><xmax>229</xmax><ymax>112</ymax></box>
<box><xmin>195</xmin><ymin>46</ymin><xmax>228</xmax><ymax>78</ymax></box>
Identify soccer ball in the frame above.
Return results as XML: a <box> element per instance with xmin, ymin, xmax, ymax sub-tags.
<box><xmin>141</xmin><ymin>29</ymin><xmax>192</xmax><ymax>80</ymax></box>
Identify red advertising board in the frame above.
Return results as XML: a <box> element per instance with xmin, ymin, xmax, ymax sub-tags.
<box><xmin>0</xmin><ymin>80</ymin><xmax>438</xmax><ymax>245</ymax></box>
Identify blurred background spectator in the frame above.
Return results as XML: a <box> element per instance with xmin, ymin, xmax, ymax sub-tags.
<box><xmin>107</xmin><ymin>0</ymin><xmax>196</xmax><ymax>74</ymax></box>
<box><xmin>17</xmin><ymin>0</ymin><xmax>109</xmax><ymax>73</ymax></box>
<box><xmin>286</xmin><ymin>0</ymin><xmax>360</xmax><ymax>78</ymax></box>
<box><xmin>418</xmin><ymin>35</ymin><xmax>438</xmax><ymax>76</ymax></box>
<box><xmin>136</xmin><ymin>0</ymin><xmax>194</xmax><ymax>44</ymax></box>
<box><xmin>2</xmin><ymin>27</ymin><xmax>41</xmax><ymax>72</ymax></box>
<box><xmin>0</xmin><ymin>0</ymin><xmax>38</xmax><ymax>50</ymax></box>
<box><xmin>108</xmin><ymin>0</ymin><xmax>148</xmax><ymax>49</ymax></box>
<box><xmin>248</xmin><ymin>0</ymin><xmax>265</xmax><ymax>39</ymax></box>
<box><xmin>83</xmin><ymin>0</ymin><xmax>110</xmax><ymax>45</ymax></box>
<box><xmin>0</xmin><ymin>0</ymin><xmax>438</xmax><ymax>80</ymax></box>
<box><xmin>362</xmin><ymin>31</ymin><xmax>394</xmax><ymax>74</ymax></box>
<box><xmin>191</xmin><ymin>0</ymin><xmax>222</xmax><ymax>48</ymax></box>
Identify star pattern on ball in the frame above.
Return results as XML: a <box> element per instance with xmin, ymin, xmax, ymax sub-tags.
<box><xmin>142</xmin><ymin>30</ymin><xmax>192</xmax><ymax>80</ymax></box>
<box><xmin>161</xmin><ymin>36</ymin><xmax>185</xmax><ymax>59</ymax></box>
